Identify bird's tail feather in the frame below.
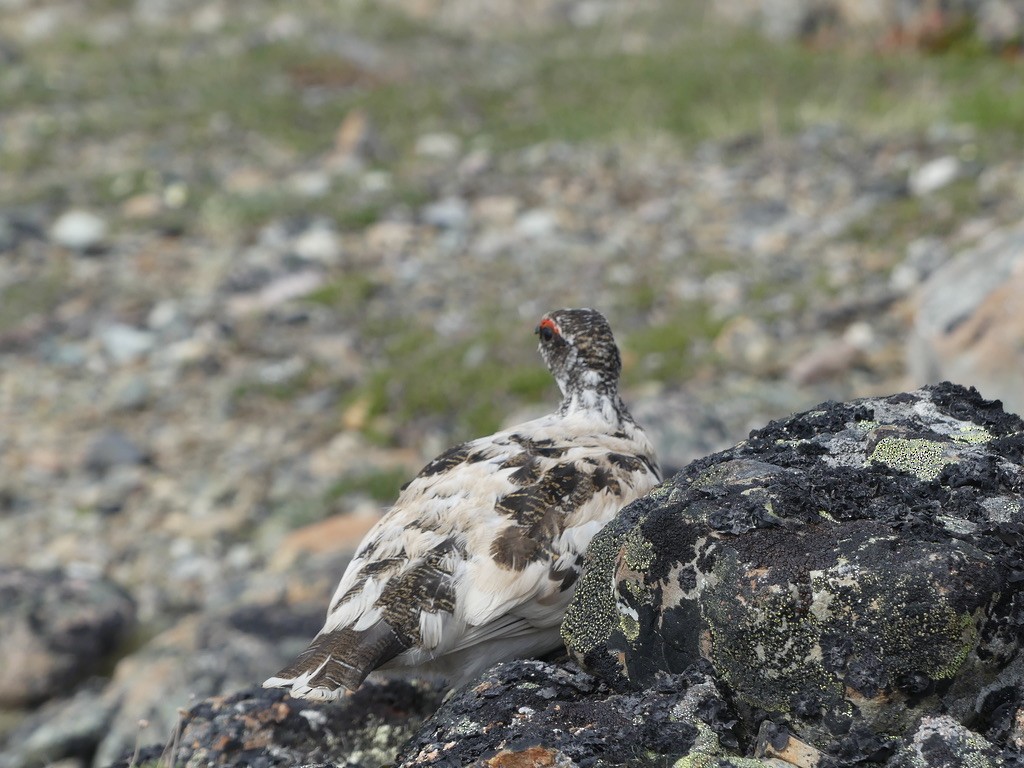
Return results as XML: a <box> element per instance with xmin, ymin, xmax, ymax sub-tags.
<box><xmin>264</xmin><ymin>622</ymin><xmax>407</xmax><ymax>697</ymax></box>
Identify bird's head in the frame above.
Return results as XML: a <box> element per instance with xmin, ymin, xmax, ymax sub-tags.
<box><xmin>535</xmin><ymin>308</ymin><xmax>621</xmax><ymax>398</ymax></box>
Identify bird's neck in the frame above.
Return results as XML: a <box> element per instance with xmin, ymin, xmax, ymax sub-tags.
<box><xmin>557</xmin><ymin>375</ymin><xmax>625</xmax><ymax>423</ymax></box>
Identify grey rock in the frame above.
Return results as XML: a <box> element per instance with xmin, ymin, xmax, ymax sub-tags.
<box><xmin>108</xmin><ymin>376</ymin><xmax>150</xmax><ymax>412</ymax></box>
<box><xmin>49</xmin><ymin>210</ymin><xmax>108</xmax><ymax>252</ymax></box>
<box><xmin>888</xmin><ymin>715</ymin><xmax>1008</xmax><ymax>767</ymax></box>
<box><xmin>515</xmin><ymin>208</ymin><xmax>558</xmax><ymax>238</ymax></box>
<box><xmin>293</xmin><ymin>222</ymin><xmax>342</xmax><ymax>263</ymax></box>
<box><xmin>0</xmin><ymin>568</ymin><xmax>135</xmax><ymax>708</ymax></box>
<box><xmin>42</xmin><ymin>342</ymin><xmax>89</xmax><ymax>369</ymax></box>
<box><xmin>420</xmin><ymin>196</ymin><xmax>469</xmax><ymax>230</ymax></box>
<box><xmin>890</xmin><ymin>237</ymin><xmax>951</xmax><ymax>292</ymax></box>
<box><xmin>909</xmin><ymin>222</ymin><xmax>1024</xmax><ymax>415</ymax></box>
<box><xmin>0</xmin><ymin>214</ymin><xmax>28</xmax><ymax>253</ymax></box>
<box><xmin>563</xmin><ymin>383</ymin><xmax>1024</xmax><ymax>763</ymax></box>
<box><xmin>257</xmin><ymin>356</ymin><xmax>306</xmax><ymax>386</ymax></box>
<box><xmin>909</xmin><ymin>155</ymin><xmax>961</xmax><ymax>196</ymax></box>
<box><xmin>82</xmin><ymin>430</ymin><xmax>149</xmax><ymax>476</ymax></box>
<box><xmin>414</xmin><ymin>132</ymin><xmax>461</xmax><ymax>160</ymax></box>
<box><xmin>0</xmin><ymin>683</ymin><xmax>115</xmax><ymax>768</ymax></box>
<box><xmin>98</xmin><ymin>324</ymin><xmax>156</xmax><ymax>365</ymax></box>
<box><xmin>978</xmin><ymin>0</ymin><xmax>1024</xmax><ymax>48</ymax></box>
<box><xmin>145</xmin><ymin>299</ymin><xmax>191</xmax><ymax>341</ymax></box>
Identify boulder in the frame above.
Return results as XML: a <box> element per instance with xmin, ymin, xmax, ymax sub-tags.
<box><xmin>908</xmin><ymin>223</ymin><xmax>1024</xmax><ymax>418</ymax></box>
<box><xmin>0</xmin><ymin>567</ymin><xmax>135</xmax><ymax>708</ymax></box>
<box><xmin>562</xmin><ymin>382</ymin><xmax>1024</xmax><ymax>762</ymax></box>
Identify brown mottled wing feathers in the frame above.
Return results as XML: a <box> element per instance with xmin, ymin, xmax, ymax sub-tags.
<box><xmin>489</xmin><ymin>462</ymin><xmax>594</xmax><ymax>571</ymax></box>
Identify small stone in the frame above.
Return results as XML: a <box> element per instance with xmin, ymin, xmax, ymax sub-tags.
<box><xmin>909</xmin><ymin>156</ymin><xmax>960</xmax><ymax>197</ymax></box>
<box><xmin>227</xmin><ymin>271</ymin><xmax>325</xmax><ymax>316</ymax></box>
<box><xmin>473</xmin><ymin>196</ymin><xmax>520</xmax><ymax>226</ymax></box>
<box><xmin>891</xmin><ymin>237</ymin><xmax>950</xmax><ymax>292</ymax></box>
<box><xmin>45</xmin><ymin>342</ymin><xmax>88</xmax><ymax>368</ymax></box>
<box><xmin>361</xmin><ymin>170</ymin><xmax>391</xmax><ymax>193</ymax></box>
<box><xmin>258</xmin><ymin>357</ymin><xmax>306</xmax><ymax>387</ymax></box>
<box><xmin>162</xmin><ymin>180</ymin><xmax>189</xmax><ymax>209</ymax></box>
<box><xmin>287</xmin><ymin>170</ymin><xmax>331</xmax><ymax>198</ymax></box>
<box><xmin>365</xmin><ymin>221</ymin><xmax>415</xmax><ymax>252</ymax></box>
<box><xmin>457</xmin><ymin>148</ymin><xmax>491</xmax><ymax>178</ymax></box>
<box><xmin>330</xmin><ymin>108</ymin><xmax>379</xmax><ymax>171</ymax></box>
<box><xmin>414</xmin><ymin>132</ymin><xmax>461</xmax><ymax>160</ymax></box>
<box><xmin>109</xmin><ymin>375</ymin><xmax>151</xmax><ymax>412</ymax></box>
<box><xmin>147</xmin><ymin>299</ymin><xmax>188</xmax><ymax>335</ymax></box>
<box><xmin>421</xmin><ymin>197</ymin><xmax>469</xmax><ymax>230</ymax></box>
<box><xmin>99</xmin><ymin>323</ymin><xmax>156</xmax><ymax>365</ymax></box>
<box><xmin>515</xmin><ymin>209</ymin><xmax>558</xmax><ymax>238</ymax></box>
<box><xmin>293</xmin><ymin>224</ymin><xmax>342</xmax><ymax>263</ymax></box>
<box><xmin>83</xmin><ymin>429</ymin><xmax>149</xmax><ymax>476</ymax></box>
<box><xmin>50</xmin><ymin>210</ymin><xmax>108</xmax><ymax>252</ymax></box>
<box><xmin>120</xmin><ymin>193</ymin><xmax>162</xmax><ymax>220</ymax></box>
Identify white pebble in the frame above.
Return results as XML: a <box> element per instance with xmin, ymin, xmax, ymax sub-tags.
<box><xmin>909</xmin><ymin>156</ymin><xmax>960</xmax><ymax>197</ymax></box>
<box><xmin>50</xmin><ymin>209</ymin><xmax>109</xmax><ymax>251</ymax></box>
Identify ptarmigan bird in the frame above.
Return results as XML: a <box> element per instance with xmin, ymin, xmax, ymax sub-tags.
<box><xmin>264</xmin><ymin>308</ymin><xmax>660</xmax><ymax>699</ymax></box>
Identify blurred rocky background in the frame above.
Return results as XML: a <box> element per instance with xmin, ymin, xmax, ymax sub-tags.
<box><xmin>1</xmin><ymin>0</ymin><xmax>1023</xmax><ymax>766</ymax></box>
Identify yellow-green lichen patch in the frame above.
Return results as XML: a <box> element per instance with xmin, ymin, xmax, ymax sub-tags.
<box><xmin>867</xmin><ymin>437</ymin><xmax>950</xmax><ymax>480</ymax></box>
<box><xmin>647</xmin><ymin>482</ymin><xmax>675</xmax><ymax>502</ymax></box>
<box><xmin>561</xmin><ymin>522</ymin><xmax>632</xmax><ymax>657</ymax></box>
<box><xmin>623</xmin><ymin>527</ymin><xmax>655</xmax><ymax>573</ymax></box>
<box><xmin>952</xmin><ymin>424</ymin><xmax>993</xmax><ymax>445</ymax></box>
<box><xmin>672</xmin><ymin>723</ymin><xmax>772</xmax><ymax>768</ymax></box>
<box><xmin>619</xmin><ymin>609</ymin><xmax>641</xmax><ymax>642</ymax></box>
<box><xmin>702</xmin><ymin>554</ymin><xmax>842</xmax><ymax>713</ymax></box>
<box><xmin>621</xmin><ymin>574</ymin><xmax>652</xmax><ymax>604</ymax></box>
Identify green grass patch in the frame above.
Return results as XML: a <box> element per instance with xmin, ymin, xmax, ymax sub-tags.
<box><xmin>0</xmin><ymin>270</ymin><xmax>69</xmax><ymax>333</ymax></box>
<box><xmin>347</xmin><ymin>323</ymin><xmax>556</xmax><ymax>441</ymax></box>
<box><xmin>326</xmin><ymin>467</ymin><xmax>409</xmax><ymax>503</ymax></box>
<box><xmin>846</xmin><ymin>178</ymin><xmax>983</xmax><ymax>249</ymax></box>
<box><xmin>5</xmin><ymin>2</ymin><xmax>1024</xmax><ymax>226</ymax></box>
<box><xmin>623</xmin><ymin>300</ymin><xmax>726</xmax><ymax>386</ymax></box>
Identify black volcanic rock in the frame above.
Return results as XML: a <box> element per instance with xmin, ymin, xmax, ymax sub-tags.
<box><xmin>396</xmin><ymin>659</ymin><xmax>738</xmax><ymax>768</ymax></box>
<box><xmin>105</xmin><ymin>679</ymin><xmax>448</xmax><ymax>768</ymax></box>
<box><xmin>562</xmin><ymin>382</ymin><xmax>1024</xmax><ymax>762</ymax></box>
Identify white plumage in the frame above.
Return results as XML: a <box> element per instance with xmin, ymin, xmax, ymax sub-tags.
<box><xmin>264</xmin><ymin>308</ymin><xmax>660</xmax><ymax>699</ymax></box>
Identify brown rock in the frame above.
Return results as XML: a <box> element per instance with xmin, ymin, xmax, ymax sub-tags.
<box><xmin>269</xmin><ymin>510</ymin><xmax>381</xmax><ymax>572</ymax></box>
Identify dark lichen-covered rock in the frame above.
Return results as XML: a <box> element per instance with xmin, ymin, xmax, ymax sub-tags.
<box><xmin>562</xmin><ymin>383</ymin><xmax>1024</xmax><ymax>760</ymax></box>
<box><xmin>0</xmin><ymin>567</ymin><xmax>135</xmax><ymax>707</ymax></box>
<box><xmin>886</xmin><ymin>715</ymin><xmax>1015</xmax><ymax>768</ymax></box>
<box><xmin>105</xmin><ymin>679</ymin><xmax>447</xmax><ymax>768</ymax></box>
<box><xmin>396</xmin><ymin>659</ymin><xmax>747</xmax><ymax>767</ymax></box>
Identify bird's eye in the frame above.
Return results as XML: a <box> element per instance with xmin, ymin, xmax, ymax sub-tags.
<box><xmin>536</xmin><ymin>318</ymin><xmax>559</xmax><ymax>342</ymax></box>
